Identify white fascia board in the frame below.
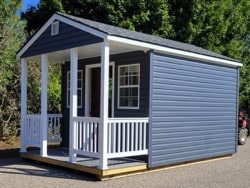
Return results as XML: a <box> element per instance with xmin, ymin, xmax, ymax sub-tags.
<box><xmin>107</xmin><ymin>36</ymin><xmax>242</xmax><ymax>67</ymax></box>
<box><xmin>17</xmin><ymin>14</ymin><xmax>106</xmax><ymax>58</ymax></box>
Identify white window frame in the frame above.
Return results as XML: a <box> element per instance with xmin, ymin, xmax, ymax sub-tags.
<box><xmin>67</xmin><ymin>70</ymin><xmax>83</xmax><ymax>108</ymax></box>
<box><xmin>118</xmin><ymin>64</ymin><xmax>140</xmax><ymax>109</ymax></box>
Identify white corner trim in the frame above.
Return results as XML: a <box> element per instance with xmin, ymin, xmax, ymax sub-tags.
<box><xmin>17</xmin><ymin>14</ymin><xmax>106</xmax><ymax>58</ymax></box>
<box><xmin>148</xmin><ymin>50</ymin><xmax>154</xmax><ymax>166</ymax></box>
<box><xmin>107</xmin><ymin>36</ymin><xmax>242</xmax><ymax>67</ymax></box>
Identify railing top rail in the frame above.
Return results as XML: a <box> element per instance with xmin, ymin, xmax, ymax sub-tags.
<box><xmin>73</xmin><ymin>116</ymin><xmax>100</xmax><ymax>122</ymax></box>
<box><xmin>48</xmin><ymin>114</ymin><xmax>63</xmax><ymax>118</ymax></box>
<box><xmin>26</xmin><ymin>114</ymin><xmax>41</xmax><ymax>118</ymax></box>
<box><xmin>26</xmin><ymin>114</ymin><xmax>63</xmax><ymax>118</ymax></box>
<box><xmin>108</xmin><ymin>117</ymin><xmax>149</xmax><ymax>122</ymax></box>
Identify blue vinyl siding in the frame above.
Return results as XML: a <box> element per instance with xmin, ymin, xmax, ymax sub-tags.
<box><xmin>22</xmin><ymin>21</ymin><xmax>102</xmax><ymax>58</ymax></box>
<box><xmin>149</xmin><ymin>53</ymin><xmax>238</xmax><ymax>168</ymax></box>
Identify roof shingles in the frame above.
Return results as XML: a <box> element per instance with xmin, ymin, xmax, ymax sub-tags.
<box><xmin>58</xmin><ymin>12</ymin><xmax>237</xmax><ymax>62</ymax></box>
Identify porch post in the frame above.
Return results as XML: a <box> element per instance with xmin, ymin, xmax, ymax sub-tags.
<box><xmin>20</xmin><ymin>58</ymin><xmax>27</xmax><ymax>153</ymax></box>
<box><xmin>69</xmin><ymin>48</ymin><xmax>78</xmax><ymax>163</ymax></box>
<box><xmin>40</xmin><ymin>54</ymin><xmax>48</xmax><ymax>157</ymax></box>
<box><xmin>99</xmin><ymin>40</ymin><xmax>109</xmax><ymax>169</ymax></box>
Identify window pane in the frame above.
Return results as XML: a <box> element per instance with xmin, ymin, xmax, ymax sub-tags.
<box><xmin>131</xmin><ymin>87</ymin><xmax>138</xmax><ymax>96</ymax></box>
<box><xmin>120</xmin><ymin>66</ymin><xmax>129</xmax><ymax>76</ymax></box>
<box><xmin>129</xmin><ymin>65</ymin><xmax>138</xmax><ymax>75</ymax></box>
<box><xmin>120</xmin><ymin>88</ymin><xmax>127</xmax><ymax>97</ymax></box>
<box><xmin>120</xmin><ymin>76</ymin><xmax>129</xmax><ymax>86</ymax></box>
<box><xmin>130</xmin><ymin>75</ymin><xmax>139</xmax><ymax>85</ymax></box>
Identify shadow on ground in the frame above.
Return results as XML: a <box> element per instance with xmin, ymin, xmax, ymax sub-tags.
<box><xmin>0</xmin><ymin>149</ymin><xmax>98</xmax><ymax>182</ymax></box>
<box><xmin>0</xmin><ymin>148</ymin><xmax>20</xmax><ymax>159</ymax></box>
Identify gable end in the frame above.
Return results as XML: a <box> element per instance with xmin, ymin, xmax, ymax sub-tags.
<box><xmin>21</xmin><ymin>21</ymin><xmax>103</xmax><ymax>58</ymax></box>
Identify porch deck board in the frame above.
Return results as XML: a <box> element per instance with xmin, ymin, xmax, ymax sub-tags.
<box><xmin>21</xmin><ymin>148</ymin><xmax>147</xmax><ymax>179</ymax></box>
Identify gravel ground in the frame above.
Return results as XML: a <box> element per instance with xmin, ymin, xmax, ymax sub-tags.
<box><xmin>1</xmin><ymin>140</ymin><xmax>250</xmax><ymax>188</ymax></box>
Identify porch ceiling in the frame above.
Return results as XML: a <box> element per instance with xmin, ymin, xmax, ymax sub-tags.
<box><xmin>25</xmin><ymin>41</ymin><xmax>144</xmax><ymax>63</ymax></box>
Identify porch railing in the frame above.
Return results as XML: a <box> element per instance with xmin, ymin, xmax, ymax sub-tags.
<box><xmin>73</xmin><ymin>117</ymin><xmax>100</xmax><ymax>158</ymax></box>
<box><xmin>73</xmin><ymin>116</ymin><xmax>149</xmax><ymax>159</ymax></box>
<box><xmin>25</xmin><ymin>114</ymin><xmax>62</xmax><ymax>147</ymax></box>
<box><xmin>25</xmin><ymin>114</ymin><xmax>41</xmax><ymax>147</ymax></box>
<box><xmin>48</xmin><ymin>114</ymin><xmax>62</xmax><ymax>143</ymax></box>
<box><xmin>107</xmin><ymin>118</ymin><xmax>149</xmax><ymax>158</ymax></box>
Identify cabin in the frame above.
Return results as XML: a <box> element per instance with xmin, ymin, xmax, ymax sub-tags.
<box><xmin>17</xmin><ymin>12</ymin><xmax>242</xmax><ymax>178</ymax></box>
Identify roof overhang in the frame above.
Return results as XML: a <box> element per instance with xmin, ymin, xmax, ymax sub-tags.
<box><xmin>107</xmin><ymin>36</ymin><xmax>242</xmax><ymax>67</ymax></box>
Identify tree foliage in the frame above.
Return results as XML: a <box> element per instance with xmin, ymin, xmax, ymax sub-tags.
<box><xmin>0</xmin><ymin>0</ymin><xmax>25</xmax><ymax>140</ymax></box>
<box><xmin>169</xmin><ymin>0</ymin><xmax>250</xmax><ymax>112</ymax></box>
<box><xmin>22</xmin><ymin>0</ymin><xmax>173</xmax><ymax>38</ymax></box>
<box><xmin>21</xmin><ymin>0</ymin><xmax>64</xmax><ymax>36</ymax></box>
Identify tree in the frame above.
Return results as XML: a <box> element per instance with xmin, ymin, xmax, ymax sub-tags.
<box><xmin>22</xmin><ymin>0</ymin><xmax>173</xmax><ymax>38</ymax></box>
<box><xmin>169</xmin><ymin>0</ymin><xmax>249</xmax><ymax>56</ymax></box>
<box><xmin>21</xmin><ymin>0</ymin><xmax>64</xmax><ymax>36</ymax></box>
<box><xmin>168</xmin><ymin>0</ymin><xmax>250</xmax><ymax>112</ymax></box>
<box><xmin>0</xmin><ymin>0</ymin><xmax>25</xmax><ymax>140</ymax></box>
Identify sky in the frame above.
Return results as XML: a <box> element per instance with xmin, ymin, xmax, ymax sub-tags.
<box><xmin>22</xmin><ymin>0</ymin><xmax>40</xmax><ymax>11</ymax></box>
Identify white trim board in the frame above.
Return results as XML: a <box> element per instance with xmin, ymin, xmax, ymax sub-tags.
<box><xmin>107</xmin><ymin>36</ymin><xmax>242</xmax><ymax>67</ymax></box>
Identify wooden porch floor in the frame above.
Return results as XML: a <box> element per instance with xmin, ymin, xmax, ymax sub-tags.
<box><xmin>20</xmin><ymin>148</ymin><xmax>147</xmax><ymax>179</ymax></box>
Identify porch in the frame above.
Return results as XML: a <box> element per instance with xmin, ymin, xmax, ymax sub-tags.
<box><xmin>19</xmin><ymin>13</ymin><xmax>151</xmax><ymax>174</ymax></box>
<box><xmin>21</xmin><ymin>148</ymin><xmax>147</xmax><ymax>179</ymax></box>
<box><xmin>21</xmin><ymin>113</ymin><xmax>149</xmax><ymax>173</ymax></box>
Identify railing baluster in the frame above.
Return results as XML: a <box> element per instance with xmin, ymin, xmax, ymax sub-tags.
<box><xmin>143</xmin><ymin>122</ymin><xmax>146</xmax><ymax>150</ymax></box>
<box><xmin>75</xmin><ymin>119</ymin><xmax>78</xmax><ymax>149</ymax></box>
<box><xmin>94</xmin><ymin>122</ymin><xmax>97</xmax><ymax>152</ymax></box>
<box><xmin>131</xmin><ymin>122</ymin><xmax>134</xmax><ymax>151</ymax></box>
<box><xmin>139</xmin><ymin>122</ymin><xmax>143</xmax><ymax>150</ymax></box>
<box><xmin>122</xmin><ymin>122</ymin><xmax>125</xmax><ymax>152</ymax></box>
<box><xmin>108</xmin><ymin>122</ymin><xmax>111</xmax><ymax>153</ymax></box>
<box><xmin>113</xmin><ymin>123</ymin><xmax>116</xmax><ymax>153</ymax></box>
<box><xmin>126</xmin><ymin>122</ymin><xmax>130</xmax><ymax>152</ymax></box>
<box><xmin>79</xmin><ymin>121</ymin><xmax>82</xmax><ymax>149</ymax></box>
<box><xmin>83</xmin><ymin>121</ymin><xmax>87</xmax><ymax>151</ymax></box>
<box><xmin>117</xmin><ymin>122</ymin><xmax>121</xmax><ymax>153</ymax></box>
<box><xmin>90</xmin><ymin>122</ymin><xmax>94</xmax><ymax>152</ymax></box>
<box><xmin>135</xmin><ymin>122</ymin><xmax>138</xmax><ymax>151</ymax></box>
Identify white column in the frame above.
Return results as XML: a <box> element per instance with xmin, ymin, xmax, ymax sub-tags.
<box><xmin>69</xmin><ymin>48</ymin><xmax>78</xmax><ymax>163</ymax></box>
<box><xmin>99</xmin><ymin>40</ymin><xmax>109</xmax><ymax>169</ymax></box>
<box><xmin>40</xmin><ymin>54</ymin><xmax>48</xmax><ymax>157</ymax></box>
<box><xmin>20</xmin><ymin>58</ymin><xmax>27</xmax><ymax>153</ymax></box>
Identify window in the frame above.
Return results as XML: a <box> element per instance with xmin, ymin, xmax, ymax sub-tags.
<box><xmin>51</xmin><ymin>21</ymin><xmax>59</xmax><ymax>36</ymax></box>
<box><xmin>118</xmin><ymin>64</ymin><xmax>140</xmax><ymax>109</ymax></box>
<box><xmin>67</xmin><ymin>70</ymin><xmax>83</xmax><ymax>108</ymax></box>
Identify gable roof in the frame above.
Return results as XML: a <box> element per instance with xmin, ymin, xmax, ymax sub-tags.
<box><xmin>18</xmin><ymin>12</ymin><xmax>241</xmax><ymax>67</ymax></box>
